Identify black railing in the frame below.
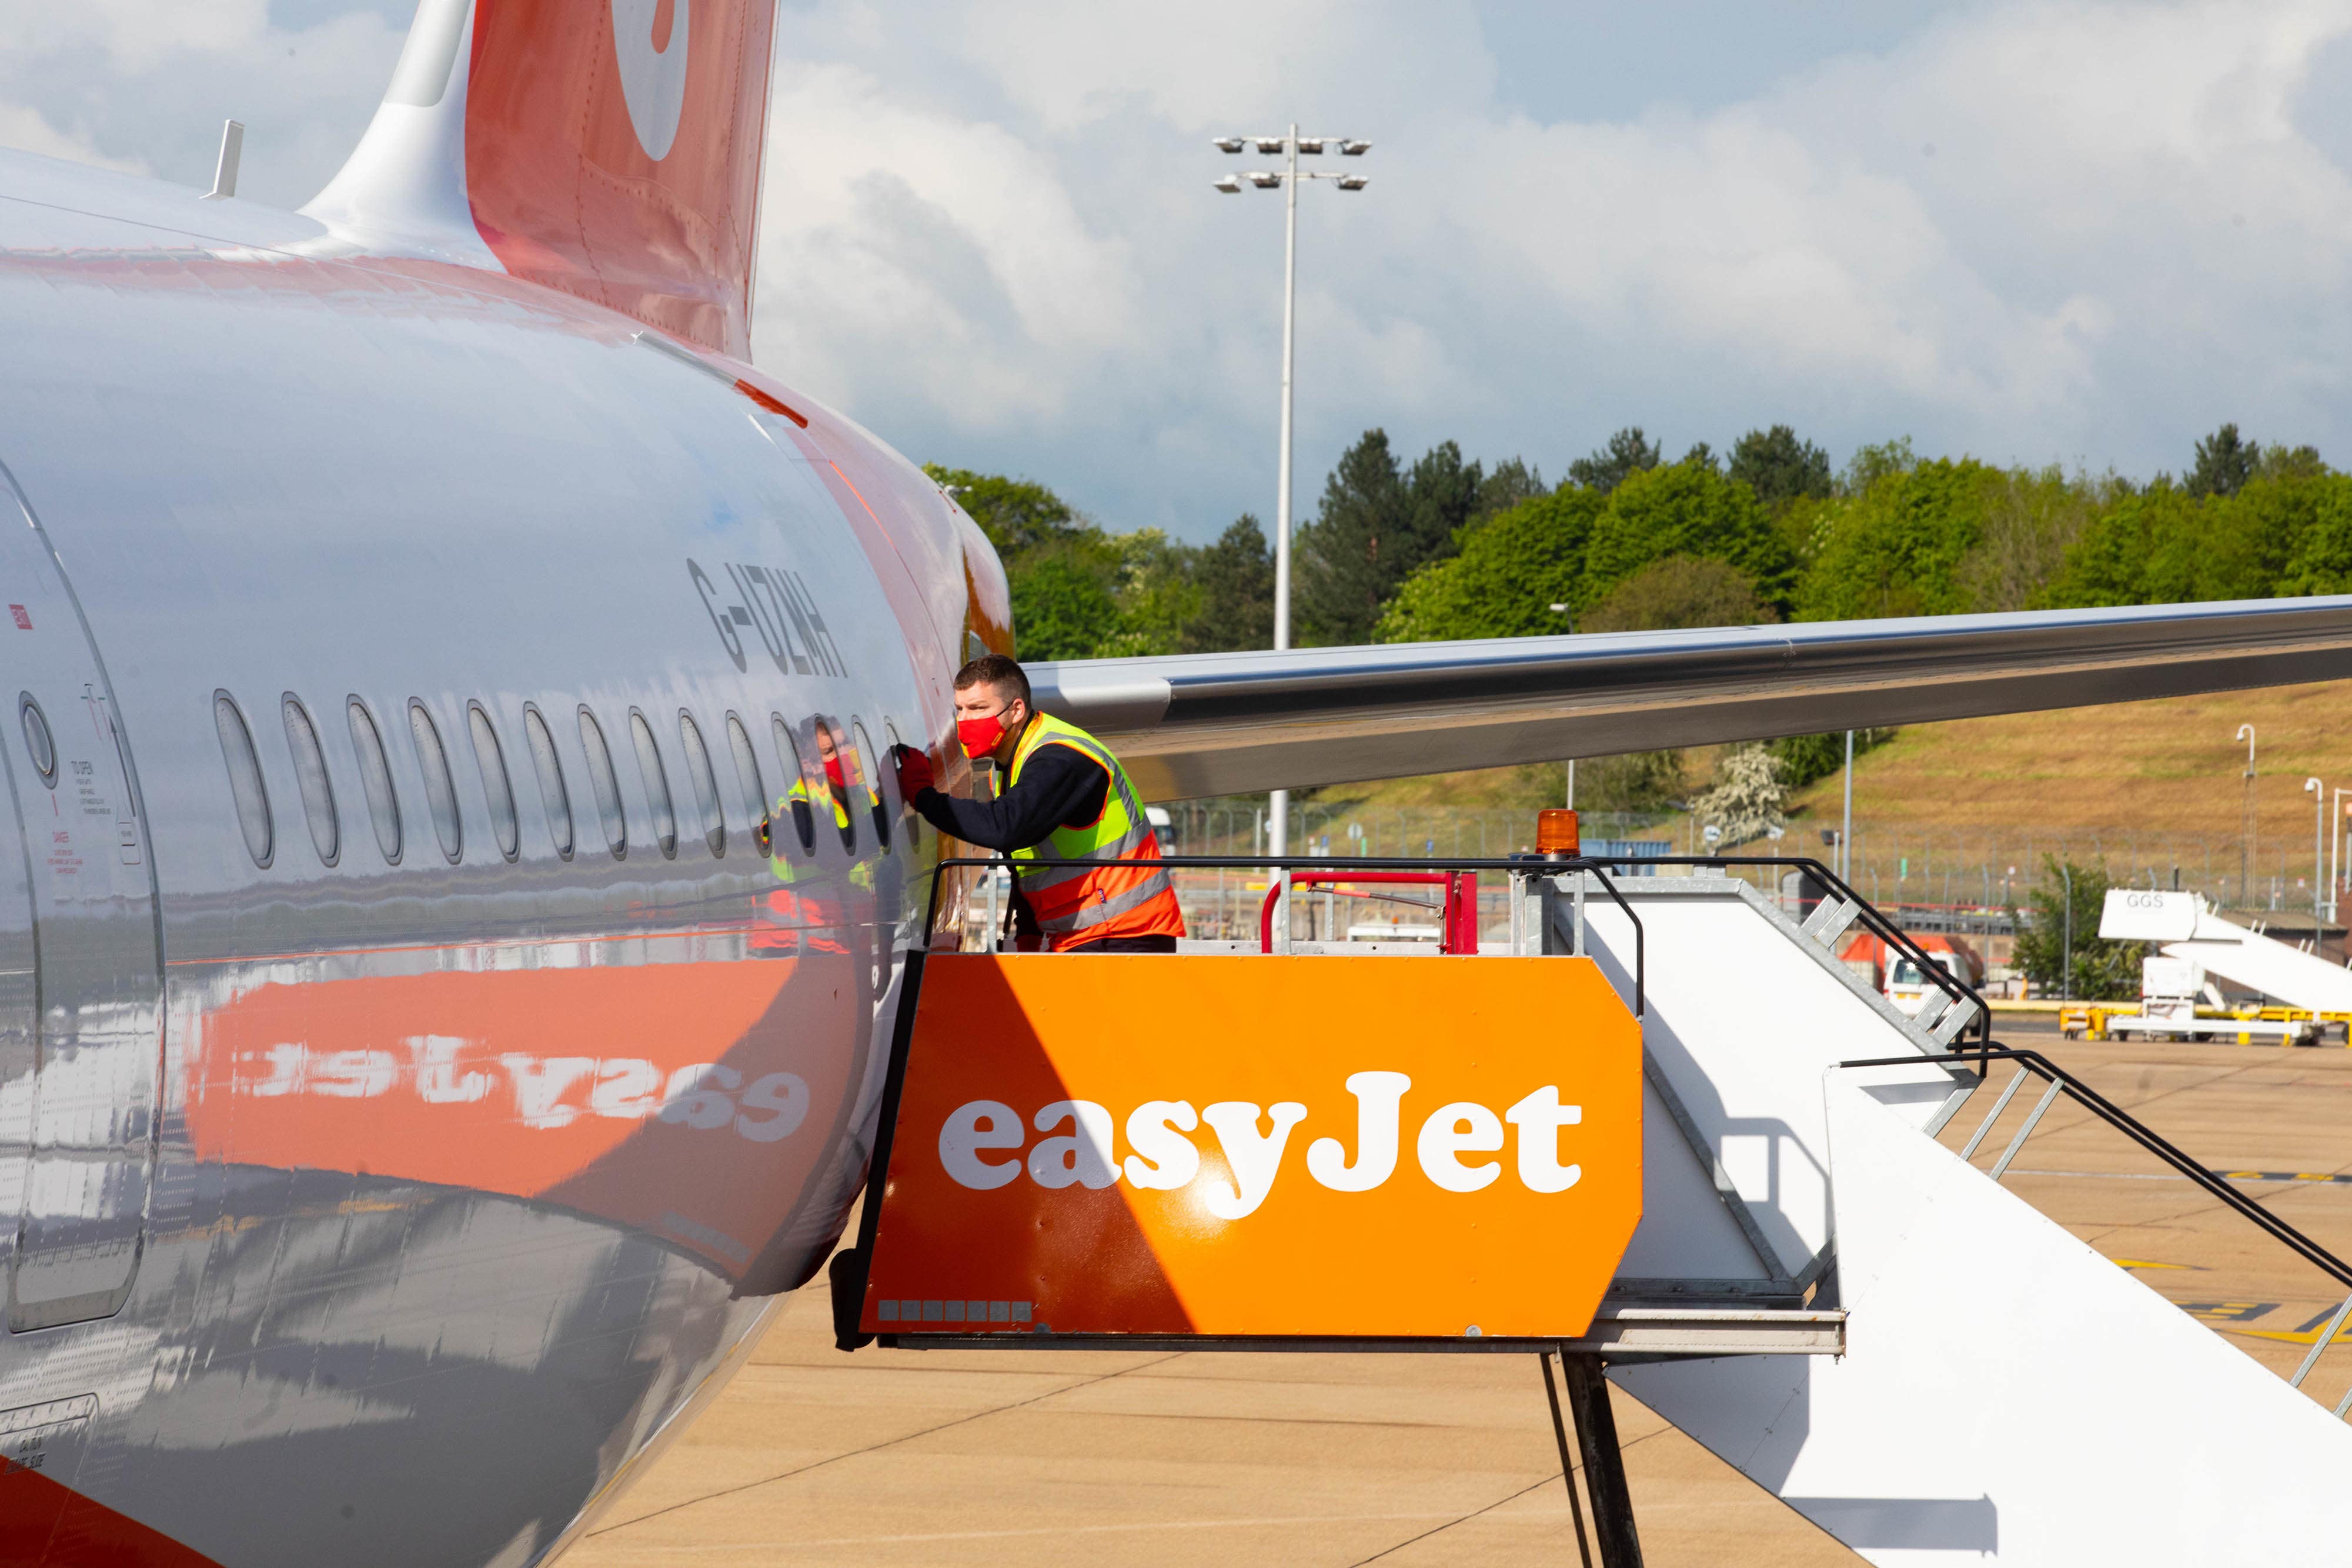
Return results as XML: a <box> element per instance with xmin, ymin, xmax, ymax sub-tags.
<box><xmin>919</xmin><ymin>854</ymin><xmax>1647</xmax><ymax>1016</ymax></box>
<box><xmin>1839</xmin><ymin>1045</ymin><xmax>2352</xmax><ymax>1292</ymax></box>
<box><xmin>1629</xmin><ymin>855</ymin><xmax>1993</xmax><ymax>1048</ymax></box>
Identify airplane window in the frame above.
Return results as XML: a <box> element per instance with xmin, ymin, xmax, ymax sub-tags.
<box><xmin>629</xmin><ymin>710</ymin><xmax>678</xmax><ymax>860</ymax></box>
<box><xmin>18</xmin><ymin>694</ymin><xmax>54</xmax><ymax>788</ymax></box>
<box><xmin>770</xmin><ymin>714</ymin><xmax>814</xmax><ymax>854</ymax></box>
<box><xmin>677</xmin><ymin>710</ymin><xmax>724</xmax><ymax>858</ymax></box>
<box><xmin>408</xmin><ymin>701</ymin><xmax>463</xmax><ymax>864</ymax></box>
<box><xmin>726</xmin><ymin>713</ymin><xmax>771</xmax><ymax>858</ymax></box>
<box><xmin>213</xmin><ymin>691</ymin><xmax>273</xmax><ymax>868</ymax></box>
<box><xmin>468</xmin><ymin>703</ymin><xmax>520</xmax><ymax>862</ymax></box>
<box><xmin>347</xmin><ymin>698</ymin><xmax>402</xmax><ymax>864</ymax></box>
<box><xmin>815</xmin><ymin>717</ymin><xmax>858</xmax><ymax>855</ymax></box>
<box><xmin>522</xmin><ymin>704</ymin><xmax>574</xmax><ymax>860</ymax></box>
<box><xmin>281</xmin><ymin>695</ymin><xmax>338</xmax><ymax>866</ymax></box>
<box><xmin>577</xmin><ymin>707</ymin><xmax>627</xmax><ymax>858</ymax></box>
<box><xmin>853</xmin><ymin>719</ymin><xmax>890</xmax><ymax>853</ymax></box>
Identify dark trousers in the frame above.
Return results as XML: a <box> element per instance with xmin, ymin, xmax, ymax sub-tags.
<box><xmin>1064</xmin><ymin>934</ymin><xmax>1178</xmax><ymax>955</ymax></box>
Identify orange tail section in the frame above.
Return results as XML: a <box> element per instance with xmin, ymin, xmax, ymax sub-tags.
<box><xmin>465</xmin><ymin>0</ymin><xmax>776</xmax><ymax>358</ymax></box>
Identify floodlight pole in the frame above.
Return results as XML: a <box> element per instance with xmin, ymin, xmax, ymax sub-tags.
<box><xmin>2237</xmin><ymin>723</ymin><xmax>2256</xmax><ymax>908</ymax></box>
<box><xmin>2309</xmin><ymin>777</ymin><xmax>2326</xmax><ymax>936</ymax></box>
<box><xmin>1842</xmin><ymin>730</ymin><xmax>1855</xmax><ymax>882</ymax></box>
<box><xmin>1271</xmin><ymin>123</ymin><xmax>1299</xmax><ymax>889</ymax></box>
<box><xmin>1213</xmin><ymin>125</ymin><xmax>1369</xmax><ymax>926</ymax></box>
<box><xmin>2333</xmin><ymin>785</ymin><xmax>2347</xmax><ymax>928</ymax></box>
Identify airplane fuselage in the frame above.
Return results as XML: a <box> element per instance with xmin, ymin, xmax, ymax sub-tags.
<box><xmin>0</xmin><ymin>146</ymin><xmax>997</xmax><ymax>1566</ymax></box>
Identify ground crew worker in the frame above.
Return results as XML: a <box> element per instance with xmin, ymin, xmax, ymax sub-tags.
<box><xmin>893</xmin><ymin>654</ymin><xmax>1185</xmax><ymax>953</ymax></box>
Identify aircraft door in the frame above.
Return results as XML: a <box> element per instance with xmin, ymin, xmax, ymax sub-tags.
<box><xmin>0</xmin><ymin>482</ymin><xmax>161</xmax><ymax>1332</ymax></box>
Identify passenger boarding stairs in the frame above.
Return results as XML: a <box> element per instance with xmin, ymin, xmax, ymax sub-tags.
<box><xmin>869</xmin><ymin>854</ymin><xmax>2352</xmax><ymax>1565</ymax></box>
<box><xmin>1561</xmin><ymin>862</ymin><xmax>2352</xmax><ymax>1565</ymax></box>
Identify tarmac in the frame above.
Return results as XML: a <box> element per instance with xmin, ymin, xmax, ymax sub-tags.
<box><xmin>566</xmin><ymin>1019</ymin><xmax>2352</xmax><ymax>1567</ymax></box>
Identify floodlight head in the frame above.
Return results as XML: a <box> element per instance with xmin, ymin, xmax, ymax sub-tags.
<box><xmin>1248</xmin><ymin>172</ymin><xmax>1282</xmax><ymax>189</ymax></box>
<box><xmin>1213</xmin><ymin>136</ymin><xmax>1246</xmax><ymax>154</ymax></box>
<box><xmin>1336</xmin><ymin>175</ymin><xmax>1369</xmax><ymax>191</ymax></box>
<box><xmin>1339</xmin><ymin>139</ymin><xmax>1371</xmax><ymax>156</ymax></box>
<box><xmin>1212</xmin><ymin>175</ymin><xmax>1244</xmax><ymax>193</ymax></box>
<box><xmin>1255</xmin><ymin>137</ymin><xmax>1286</xmax><ymax>154</ymax></box>
<box><xmin>1296</xmin><ymin>138</ymin><xmax>1324</xmax><ymax>155</ymax></box>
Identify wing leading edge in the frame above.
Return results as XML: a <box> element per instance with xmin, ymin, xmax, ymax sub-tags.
<box><xmin>1027</xmin><ymin>596</ymin><xmax>2352</xmax><ymax>801</ymax></box>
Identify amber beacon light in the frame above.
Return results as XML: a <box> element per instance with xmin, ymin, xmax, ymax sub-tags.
<box><xmin>1538</xmin><ymin>808</ymin><xmax>1581</xmax><ymax>858</ymax></box>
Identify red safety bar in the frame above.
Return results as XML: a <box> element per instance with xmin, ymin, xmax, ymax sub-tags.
<box><xmin>1258</xmin><ymin>871</ymin><xmax>1480</xmax><ymax>955</ymax></box>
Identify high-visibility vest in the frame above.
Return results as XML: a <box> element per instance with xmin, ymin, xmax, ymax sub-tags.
<box><xmin>1007</xmin><ymin>713</ymin><xmax>1185</xmax><ymax>950</ymax></box>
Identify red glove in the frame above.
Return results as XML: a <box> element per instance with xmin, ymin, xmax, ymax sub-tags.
<box><xmin>892</xmin><ymin>744</ymin><xmax>936</xmax><ymax>803</ymax></box>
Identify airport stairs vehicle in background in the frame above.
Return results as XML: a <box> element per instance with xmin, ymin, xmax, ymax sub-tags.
<box><xmin>844</xmin><ymin>855</ymin><xmax>2352</xmax><ymax>1566</ymax></box>
<box><xmin>2095</xmin><ymin>887</ymin><xmax>2352</xmax><ymax>1037</ymax></box>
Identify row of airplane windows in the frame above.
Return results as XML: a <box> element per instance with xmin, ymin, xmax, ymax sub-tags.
<box><xmin>206</xmin><ymin>690</ymin><xmax>900</xmax><ymax>872</ymax></box>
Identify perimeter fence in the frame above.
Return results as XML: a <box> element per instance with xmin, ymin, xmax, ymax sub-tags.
<box><xmin>1150</xmin><ymin>798</ymin><xmax>2347</xmax><ymax>947</ymax></box>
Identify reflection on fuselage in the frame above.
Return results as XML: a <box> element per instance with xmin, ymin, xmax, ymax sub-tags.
<box><xmin>0</xmin><ymin>156</ymin><xmax>989</xmax><ymax>1567</ymax></box>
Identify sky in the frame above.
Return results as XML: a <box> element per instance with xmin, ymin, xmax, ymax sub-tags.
<box><xmin>6</xmin><ymin>1</ymin><xmax>2352</xmax><ymax>543</ymax></box>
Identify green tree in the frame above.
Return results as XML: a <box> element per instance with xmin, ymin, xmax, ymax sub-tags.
<box><xmin>1098</xmin><ymin>529</ymin><xmax>1201</xmax><ymax>658</ymax></box>
<box><xmin>1729</xmin><ymin>425</ymin><xmax>1833</xmax><ymax>510</ymax></box>
<box><xmin>2010</xmin><ymin>857</ymin><xmax>2148</xmax><ymax>1000</ymax></box>
<box><xmin>1585</xmin><ymin>456</ymin><xmax>1798</xmax><ymax>613</ymax></box>
<box><xmin>1374</xmin><ymin>489</ymin><xmax>1600</xmax><ymax>641</ymax></box>
<box><xmin>1010</xmin><ymin>545</ymin><xmax>1124</xmax><ymax>661</ymax></box>
<box><xmin>1840</xmin><ymin>436</ymin><xmax>1918</xmax><ymax>496</ymax></box>
<box><xmin>1406</xmin><ymin>440</ymin><xmax>1483</xmax><ymax>557</ymax></box>
<box><xmin>1569</xmin><ymin>426</ymin><xmax>1662</xmax><ymax>494</ymax></box>
<box><xmin>1474</xmin><ymin>458</ymin><xmax>1548</xmax><ymax>523</ymax></box>
<box><xmin>1578</xmin><ymin>750</ymin><xmax>1686</xmax><ymax>814</ymax></box>
<box><xmin>2187</xmin><ymin>423</ymin><xmax>2258</xmax><ymax>499</ymax></box>
<box><xmin>921</xmin><ymin>466</ymin><xmax>1083</xmax><ymax>555</ymax></box>
<box><xmin>1796</xmin><ymin>458</ymin><xmax>2002</xmax><ymax>621</ymax></box>
<box><xmin>1294</xmin><ymin>430</ymin><xmax>1476</xmax><ymax>645</ymax></box>
<box><xmin>1180</xmin><ymin>515</ymin><xmax>1275</xmax><ymax>653</ymax></box>
<box><xmin>1579</xmin><ymin>556</ymin><xmax>1773</xmax><ymax>633</ymax></box>
<box><xmin>1768</xmin><ymin>728</ymin><xmax>1892</xmax><ymax>791</ymax></box>
<box><xmin>2040</xmin><ymin>469</ymin><xmax>2340</xmax><ymax>608</ymax></box>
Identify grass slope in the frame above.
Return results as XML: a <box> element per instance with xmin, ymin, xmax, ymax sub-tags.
<box><xmin>1785</xmin><ymin>679</ymin><xmax>2352</xmax><ymax>847</ymax></box>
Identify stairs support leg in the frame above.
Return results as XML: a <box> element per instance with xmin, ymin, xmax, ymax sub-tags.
<box><xmin>1539</xmin><ymin>1352</ymin><xmax>1595</xmax><ymax>1568</ymax></box>
<box><xmin>1560</xmin><ymin>1352</ymin><xmax>1645</xmax><ymax>1568</ymax></box>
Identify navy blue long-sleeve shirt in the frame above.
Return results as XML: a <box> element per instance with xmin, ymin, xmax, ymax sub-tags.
<box><xmin>910</xmin><ymin>730</ymin><xmax>1110</xmax><ymax>853</ymax></box>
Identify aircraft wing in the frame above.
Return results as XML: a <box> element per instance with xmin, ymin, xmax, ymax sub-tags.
<box><xmin>1026</xmin><ymin>596</ymin><xmax>2352</xmax><ymax>801</ymax></box>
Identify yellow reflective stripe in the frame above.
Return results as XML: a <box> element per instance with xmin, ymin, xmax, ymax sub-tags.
<box><xmin>1014</xmin><ymin>823</ymin><xmax>1155</xmax><ymax>889</ymax></box>
<box><xmin>1034</xmin><ymin>868</ymin><xmax>1178</xmax><ymax>934</ymax></box>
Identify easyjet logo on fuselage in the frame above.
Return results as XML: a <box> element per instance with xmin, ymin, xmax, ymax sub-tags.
<box><xmin>936</xmin><ymin>1072</ymin><xmax>1586</xmax><ymax>1217</ymax></box>
<box><xmin>232</xmin><ymin>1038</ymin><xmax>808</xmax><ymax>1145</ymax></box>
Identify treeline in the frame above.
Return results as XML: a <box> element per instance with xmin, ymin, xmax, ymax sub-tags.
<box><xmin>931</xmin><ymin>421</ymin><xmax>2345</xmax><ymax>809</ymax></box>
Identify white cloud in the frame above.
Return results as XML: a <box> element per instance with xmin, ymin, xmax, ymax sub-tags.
<box><xmin>0</xmin><ymin>0</ymin><xmax>399</xmax><ymax>208</ymax></box>
<box><xmin>747</xmin><ymin>0</ymin><xmax>2352</xmax><ymax>534</ymax></box>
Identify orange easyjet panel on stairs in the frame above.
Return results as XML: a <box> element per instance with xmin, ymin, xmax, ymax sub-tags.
<box><xmin>856</xmin><ymin>954</ymin><xmax>1643</xmax><ymax>1340</ymax></box>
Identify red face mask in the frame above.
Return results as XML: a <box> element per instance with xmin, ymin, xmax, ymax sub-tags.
<box><xmin>957</xmin><ymin>707</ymin><xmax>1013</xmax><ymax>760</ymax></box>
<box><xmin>822</xmin><ymin>755</ymin><xmax>847</xmax><ymax>790</ymax></box>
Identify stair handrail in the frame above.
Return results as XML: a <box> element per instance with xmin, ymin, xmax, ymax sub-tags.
<box><xmin>1624</xmin><ymin>855</ymin><xmax>1992</xmax><ymax>1047</ymax></box>
<box><xmin>1837</xmin><ymin>1044</ymin><xmax>2352</xmax><ymax>1292</ymax></box>
<box><xmin>917</xmin><ymin>854</ymin><xmax>1645</xmax><ymax>1015</ymax></box>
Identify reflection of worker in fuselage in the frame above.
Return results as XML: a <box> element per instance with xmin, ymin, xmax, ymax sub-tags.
<box><xmin>751</xmin><ymin>718</ymin><xmax>859</xmax><ymax>958</ymax></box>
<box><xmin>894</xmin><ymin>654</ymin><xmax>1185</xmax><ymax>954</ymax></box>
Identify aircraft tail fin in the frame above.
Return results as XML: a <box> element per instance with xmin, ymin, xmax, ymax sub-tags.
<box><xmin>308</xmin><ymin>0</ymin><xmax>777</xmax><ymax>359</ymax></box>
<box><xmin>467</xmin><ymin>0</ymin><xmax>776</xmax><ymax>357</ymax></box>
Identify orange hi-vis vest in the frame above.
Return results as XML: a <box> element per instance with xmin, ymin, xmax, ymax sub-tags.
<box><xmin>1007</xmin><ymin>713</ymin><xmax>1186</xmax><ymax>951</ymax></box>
